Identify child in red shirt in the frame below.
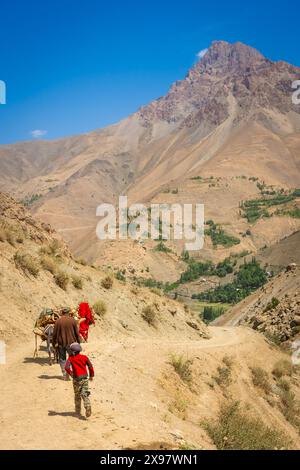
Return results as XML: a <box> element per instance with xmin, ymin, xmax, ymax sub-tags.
<box><xmin>65</xmin><ymin>343</ymin><xmax>94</xmax><ymax>418</ymax></box>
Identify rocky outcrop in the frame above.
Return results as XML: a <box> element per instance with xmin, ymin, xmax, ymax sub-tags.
<box><xmin>242</xmin><ymin>267</ymin><xmax>300</xmax><ymax>343</ymax></box>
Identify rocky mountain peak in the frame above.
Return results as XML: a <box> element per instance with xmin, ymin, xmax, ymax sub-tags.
<box><xmin>196</xmin><ymin>40</ymin><xmax>268</xmax><ymax>73</ymax></box>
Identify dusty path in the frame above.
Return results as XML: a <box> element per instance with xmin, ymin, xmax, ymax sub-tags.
<box><xmin>0</xmin><ymin>326</ymin><xmax>246</xmax><ymax>450</ymax></box>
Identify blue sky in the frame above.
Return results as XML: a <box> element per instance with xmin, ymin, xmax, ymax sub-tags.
<box><xmin>0</xmin><ymin>0</ymin><xmax>298</xmax><ymax>144</ymax></box>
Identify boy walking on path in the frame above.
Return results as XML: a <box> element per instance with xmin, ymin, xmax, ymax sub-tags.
<box><xmin>65</xmin><ymin>342</ymin><xmax>94</xmax><ymax>418</ymax></box>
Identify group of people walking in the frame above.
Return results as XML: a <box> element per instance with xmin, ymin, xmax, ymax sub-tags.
<box><xmin>51</xmin><ymin>302</ymin><xmax>96</xmax><ymax>418</ymax></box>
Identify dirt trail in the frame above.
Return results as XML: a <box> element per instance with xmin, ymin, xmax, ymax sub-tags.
<box><xmin>0</xmin><ymin>327</ymin><xmax>247</xmax><ymax>450</ymax></box>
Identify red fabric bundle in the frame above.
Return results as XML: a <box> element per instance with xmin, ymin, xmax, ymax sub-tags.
<box><xmin>78</xmin><ymin>302</ymin><xmax>95</xmax><ymax>341</ymax></box>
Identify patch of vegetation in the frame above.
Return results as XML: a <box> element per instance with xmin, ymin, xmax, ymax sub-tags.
<box><xmin>40</xmin><ymin>255</ymin><xmax>57</xmax><ymax>274</ymax></box>
<box><xmin>72</xmin><ymin>275</ymin><xmax>83</xmax><ymax>290</ymax></box>
<box><xmin>205</xmin><ymin>220</ymin><xmax>240</xmax><ymax>248</ymax></box>
<box><xmin>194</xmin><ymin>258</ymin><xmax>267</xmax><ymax>304</ymax></box>
<box><xmin>202</xmin><ymin>305</ymin><xmax>226</xmax><ymax>323</ymax></box>
<box><xmin>181</xmin><ymin>250</ymin><xmax>190</xmax><ymax>262</ymax></box>
<box><xmin>0</xmin><ymin>224</ymin><xmax>24</xmax><ymax>246</ymax></box>
<box><xmin>14</xmin><ymin>251</ymin><xmax>39</xmax><ymax>277</ymax></box>
<box><xmin>276</xmin><ymin>207</ymin><xmax>300</xmax><ymax>219</ymax></box>
<box><xmin>279</xmin><ymin>388</ymin><xmax>300</xmax><ymax>432</ymax></box>
<box><xmin>168</xmin><ymin>394</ymin><xmax>189</xmax><ymax>419</ymax></box>
<box><xmin>222</xmin><ymin>355</ymin><xmax>234</xmax><ymax>368</ymax></box>
<box><xmin>21</xmin><ymin>193</ymin><xmax>42</xmax><ymax>207</ymax></box>
<box><xmin>203</xmin><ymin>401</ymin><xmax>290</xmax><ymax>450</ymax></box>
<box><xmin>154</xmin><ymin>241</ymin><xmax>172</xmax><ymax>253</ymax></box>
<box><xmin>150</xmin><ymin>287</ymin><xmax>163</xmax><ymax>296</ymax></box>
<box><xmin>53</xmin><ymin>270</ymin><xmax>69</xmax><ymax>290</ymax></box>
<box><xmin>40</xmin><ymin>239</ymin><xmax>63</xmax><ymax>258</ymax></box>
<box><xmin>170</xmin><ymin>354</ymin><xmax>193</xmax><ymax>384</ymax></box>
<box><xmin>264</xmin><ymin>331</ymin><xmax>282</xmax><ymax>346</ymax></box>
<box><xmin>101</xmin><ymin>275</ymin><xmax>114</xmax><ymax>289</ymax></box>
<box><xmin>115</xmin><ymin>270</ymin><xmax>126</xmax><ymax>282</ymax></box>
<box><xmin>213</xmin><ymin>366</ymin><xmax>232</xmax><ymax>387</ymax></box>
<box><xmin>250</xmin><ymin>367</ymin><xmax>271</xmax><ymax>393</ymax></box>
<box><xmin>142</xmin><ymin>305</ymin><xmax>157</xmax><ymax>326</ymax></box>
<box><xmin>272</xmin><ymin>360</ymin><xmax>293</xmax><ymax>379</ymax></box>
<box><xmin>240</xmin><ymin>189</ymin><xmax>300</xmax><ymax>223</ymax></box>
<box><xmin>263</xmin><ymin>297</ymin><xmax>280</xmax><ymax>312</ymax></box>
<box><xmin>179</xmin><ymin>256</ymin><xmax>234</xmax><ymax>284</ymax></box>
<box><xmin>93</xmin><ymin>300</ymin><xmax>107</xmax><ymax>317</ymax></box>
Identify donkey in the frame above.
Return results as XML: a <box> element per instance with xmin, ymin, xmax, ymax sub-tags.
<box><xmin>33</xmin><ymin>323</ymin><xmax>58</xmax><ymax>365</ymax></box>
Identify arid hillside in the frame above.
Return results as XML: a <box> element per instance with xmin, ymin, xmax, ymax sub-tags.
<box><xmin>0</xmin><ymin>191</ymin><xmax>207</xmax><ymax>343</ymax></box>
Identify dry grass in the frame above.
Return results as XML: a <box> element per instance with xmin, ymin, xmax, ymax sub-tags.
<box><xmin>0</xmin><ymin>224</ymin><xmax>24</xmax><ymax>246</ymax></box>
<box><xmin>54</xmin><ymin>270</ymin><xmax>69</xmax><ymax>290</ymax></box>
<box><xmin>14</xmin><ymin>251</ymin><xmax>39</xmax><ymax>277</ymax></box>
<box><xmin>279</xmin><ymin>388</ymin><xmax>300</xmax><ymax>432</ymax></box>
<box><xmin>170</xmin><ymin>354</ymin><xmax>193</xmax><ymax>384</ymax></box>
<box><xmin>203</xmin><ymin>401</ymin><xmax>290</xmax><ymax>450</ymax></box>
<box><xmin>250</xmin><ymin>366</ymin><xmax>272</xmax><ymax>393</ymax></box>
<box><xmin>93</xmin><ymin>300</ymin><xmax>107</xmax><ymax>317</ymax></box>
<box><xmin>40</xmin><ymin>255</ymin><xmax>57</xmax><ymax>274</ymax></box>
<box><xmin>214</xmin><ymin>366</ymin><xmax>232</xmax><ymax>387</ymax></box>
<box><xmin>40</xmin><ymin>239</ymin><xmax>63</xmax><ymax>258</ymax></box>
<box><xmin>101</xmin><ymin>275</ymin><xmax>114</xmax><ymax>289</ymax></box>
<box><xmin>142</xmin><ymin>305</ymin><xmax>157</xmax><ymax>326</ymax></box>
<box><xmin>272</xmin><ymin>359</ymin><xmax>293</xmax><ymax>379</ymax></box>
<box><xmin>71</xmin><ymin>275</ymin><xmax>83</xmax><ymax>290</ymax></box>
<box><xmin>150</xmin><ymin>287</ymin><xmax>163</xmax><ymax>297</ymax></box>
<box><xmin>168</xmin><ymin>394</ymin><xmax>189</xmax><ymax>419</ymax></box>
<box><xmin>222</xmin><ymin>355</ymin><xmax>234</xmax><ymax>368</ymax></box>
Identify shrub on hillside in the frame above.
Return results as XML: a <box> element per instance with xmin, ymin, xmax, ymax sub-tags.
<box><xmin>272</xmin><ymin>360</ymin><xmax>293</xmax><ymax>379</ymax></box>
<box><xmin>101</xmin><ymin>275</ymin><xmax>114</xmax><ymax>289</ymax></box>
<box><xmin>14</xmin><ymin>251</ymin><xmax>39</xmax><ymax>277</ymax></box>
<box><xmin>40</xmin><ymin>239</ymin><xmax>63</xmax><ymax>258</ymax></box>
<box><xmin>250</xmin><ymin>367</ymin><xmax>271</xmax><ymax>393</ymax></box>
<box><xmin>93</xmin><ymin>300</ymin><xmax>107</xmax><ymax>317</ymax></box>
<box><xmin>203</xmin><ymin>401</ymin><xmax>289</xmax><ymax>450</ymax></box>
<box><xmin>170</xmin><ymin>354</ymin><xmax>193</xmax><ymax>384</ymax></box>
<box><xmin>213</xmin><ymin>366</ymin><xmax>232</xmax><ymax>387</ymax></box>
<box><xmin>40</xmin><ymin>255</ymin><xmax>57</xmax><ymax>274</ymax></box>
<box><xmin>72</xmin><ymin>275</ymin><xmax>83</xmax><ymax>290</ymax></box>
<box><xmin>263</xmin><ymin>297</ymin><xmax>279</xmax><ymax>312</ymax></box>
<box><xmin>54</xmin><ymin>270</ymin><xmax>69</xmax><ymax>290</ymax></box>
<box><xmin>142</xmin><ymin>305</ymin><xmax>157</xmax><ymax>326</ymax></box>
<box><xmin>115</xmin><ymin>270</ymin><xmax>126</xmax><ymax>282</ymax></box>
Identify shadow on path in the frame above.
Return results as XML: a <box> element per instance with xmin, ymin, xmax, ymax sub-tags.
<box><xmin>48</xmin><ymin>410</ymin><xmax>85</xmax><ymax>420</ymax></box>
<box><xmin>23</xmin><ymin>357</ymin><xmax>51</xmax><ymax>365</ymax></box>
<box><xmin>38</xmin><ymin>374</ymin><xmax>64</xmax><ymax>380</ymax></box>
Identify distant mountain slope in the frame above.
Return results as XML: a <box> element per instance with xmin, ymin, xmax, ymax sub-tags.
<box><xmin>0</xmin><ymin>40</ymin><xmax>299</xmax><ymax>270</ymax></box>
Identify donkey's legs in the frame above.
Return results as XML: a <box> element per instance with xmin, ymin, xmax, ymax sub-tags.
<box><xmin>33</xmin><ymin>334</ymin><xmax>38</xmax><ymax>358</ymax></box>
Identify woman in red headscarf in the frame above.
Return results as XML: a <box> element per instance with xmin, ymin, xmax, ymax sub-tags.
<box><xmin>78</xmin><ymin>302</ymin><xmax>95</xmax><ymax>342</ymax></box>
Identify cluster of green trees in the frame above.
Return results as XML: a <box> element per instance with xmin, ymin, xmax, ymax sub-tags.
<box><xmin>21</xmin><ymin>194</ymin><xmax>42</xmax><ymax>207</ymax></box>
<box><xmin>193</xmin><ymin>258</ymin><xmax>267</xmax><ymax>304</ymax></box>
<box><xmin>205</xmin><ymin>220</ymin><xmax>240</xmax><ymax>248</ymax></box>
<box><xmin>179</xmin><ymin>257</ymin><xmax>234</xmax><ymax>283</ymax></box>
<box><xmin>240</xmin><ymin>189</ymin><xmax>300</xmax><ymax>223</ymax></box>
<box><xmin>202</xmin><ymin>305</ymin><xmax>226</xmax><ymax>323</ymax></box>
